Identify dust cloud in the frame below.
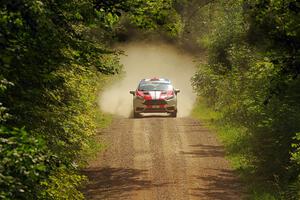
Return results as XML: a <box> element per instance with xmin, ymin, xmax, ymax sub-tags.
<box><xmin>99</xmin><ymin>41</ymin><xmax>197</xmax><ymax>117</ymax></box>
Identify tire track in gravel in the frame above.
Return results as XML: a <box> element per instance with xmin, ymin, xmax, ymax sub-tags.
<box><xmin>82</xmin><ymin>117</ymin><xmax>244</xmax><ymax>200</ymax></box>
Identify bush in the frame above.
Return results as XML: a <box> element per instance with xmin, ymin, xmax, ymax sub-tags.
<box><xmin>39</xmin><ymin>168</ymin><xmax>87</xmax><ymax>200</ymax></box>
<box><xmin>191</xmin><ymin>0</ymin><xmax>300</xmax><ymax>198</ymax></box>
<box><xmin>0</xmin><ymin>126</ymin><xmax>56</xmax><ymax>200</ymax></box>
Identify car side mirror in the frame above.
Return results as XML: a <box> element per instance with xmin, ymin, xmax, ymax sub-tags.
<box><xmin>130</xmin><ymin>91</ymin><xmax>135</xmax><ymax>95</ymax></box>
<box><xmin>175</xmin><ymin>89</ymin><xmax>180</xmax><ymax>94</ymax></box>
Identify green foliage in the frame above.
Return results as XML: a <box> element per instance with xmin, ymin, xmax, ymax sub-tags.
<box><xmin>291</xmin><ymin>133</ymin><xmax>300</xmax><ymax>167</ymax></box>
<box><xmin>0</xmin><ymin>126</ymin><xmax>56</xmax><ymax>200</ymax></box>
<box><xmin>39</xmin><ymin>168</ymin><xmax>87</xmax><ymax>200</ymax></box>
<box><xmin>191</xmin><ymin>0</ymin><xmax>300</xmax><ymax>198</ymax></box>
<box><xmin>0</xmin><ymin>0</ymin><xmax>182</xmax><ymax>199</ymax></box>
<box><xmin>127</xmin><ymin>0</ymin><xmax>183</xmax><ymax>36</ymax></box>
<box><xmin>245</xmin><ymin>0</ymin><xmax>300</xmax><ymax>97</ymax></box>
<box><xmin>289</xmin><ymin>133</ymin><xmax>300</xmax><ymax>199</ymax></box>
<box><xmin>0</xmin><ymin>79</ymin><xmax>13</xmax><ymax>122</ymax></box>
<box><xmin>93</xmin><ymin>0</ymin><xmax>183</xmax><ymax>39</ymax></box>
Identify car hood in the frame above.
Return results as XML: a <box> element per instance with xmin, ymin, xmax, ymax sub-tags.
<box><xmin>142</xmin><ymin>91</ymin><xmax>172</xmax><ymax>100</ymax></box>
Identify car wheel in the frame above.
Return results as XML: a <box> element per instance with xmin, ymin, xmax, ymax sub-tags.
<box><xmin>170</xmin><ymin>111</ymin><xmax>177</xmax><ymax>118</ymax></box>
<box><xmin>133</xmin><ymin>111</ymin><xmax>140</xmax><ymax>118</ymax></box>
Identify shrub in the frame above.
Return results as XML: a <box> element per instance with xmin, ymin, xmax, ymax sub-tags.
<box><xmin>0</xmin><ymin>126</ymin><xmax>56</xmax><ymax>200</ymax></box>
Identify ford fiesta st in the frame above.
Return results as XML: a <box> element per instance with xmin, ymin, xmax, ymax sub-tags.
<box><xmin>130</xmin><ymin>78</ymin><xmax>180</xmax><ymax>118</ymax></box>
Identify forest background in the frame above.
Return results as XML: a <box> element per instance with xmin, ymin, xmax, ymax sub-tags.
<box><xmin>0</xmin><ymin>0</ymin><xmax>299</xmax><ymax>199</ymax></box>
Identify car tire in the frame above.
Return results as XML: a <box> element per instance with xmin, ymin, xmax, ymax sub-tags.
<box><xmin>170</xmin><ymin>111</ymin><xmax>177</xmax><ymax>118</ymax></box>
<box><xmin>133</xmin><ymin>111</ymin><xmax>140</xmax><ymax>118</ymax></box>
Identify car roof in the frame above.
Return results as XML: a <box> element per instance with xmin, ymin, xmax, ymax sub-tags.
<box><xmin>140</xmin><ymin>78</ymin><xmax>171</xmax><ymax>84</ymax></box>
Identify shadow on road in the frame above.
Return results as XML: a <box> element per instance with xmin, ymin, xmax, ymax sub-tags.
<box><xmin>180</xmin><ymin>144</ymin><xmax>226</xmax><ymax>158</ymax></box>
<box><xmin>82</xmin><ymin>167</ymin><xmax>167</xmax><ymax>199</ymax></box>
<box><xmin>191</xmin><ymin>169</ymin><xmax>243</xmax><ymax>200</ymax></box>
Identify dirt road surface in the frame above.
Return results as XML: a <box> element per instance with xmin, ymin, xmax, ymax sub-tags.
<box><xmin>83</xmin><ymin>117</ymin><xmax>243</xmax><ymax>200</ymax></box>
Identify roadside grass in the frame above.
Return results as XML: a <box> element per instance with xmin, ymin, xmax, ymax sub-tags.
<box><xmin>78</xmin><ymin>74</ymin><xmax>117</xmax><ymax>167</ymax></box>
<box><xmin>78</xmin><ymin>71</ymin><xmax>126</xmax><ymax>166</ymax></box>
<box><xmin>192</xmin><ymin>98</ymin><xmax>279</xmax><ymax>200</ymax></box>
<box><xmin>78</xmin><ymin>111</ymin><xmax>112</xmax><ymax>166</ymax></box>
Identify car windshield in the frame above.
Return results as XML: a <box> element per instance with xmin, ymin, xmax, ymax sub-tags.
<box><xmin>138</xmin><ymin>82</ymin><xmax>173</xmax><ymax>91</ymax></box>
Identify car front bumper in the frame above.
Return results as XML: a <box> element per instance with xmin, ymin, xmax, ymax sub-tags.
<box><xmin>133</xmin><ymin>98</ymin><xmax>177</xmax><ymax>113</ymax></box>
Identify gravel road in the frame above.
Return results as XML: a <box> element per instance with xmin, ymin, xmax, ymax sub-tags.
<box><xmin>83</xmin><ymin>117</ymin><xmax>243</xmax><ymax>200</ymax></box>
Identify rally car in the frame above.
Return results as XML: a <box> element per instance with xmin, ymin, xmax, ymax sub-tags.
<box><xmin>130</xmin><ymin>78</ymin><xmax>180</xmax><ymax>118</ymax></box>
